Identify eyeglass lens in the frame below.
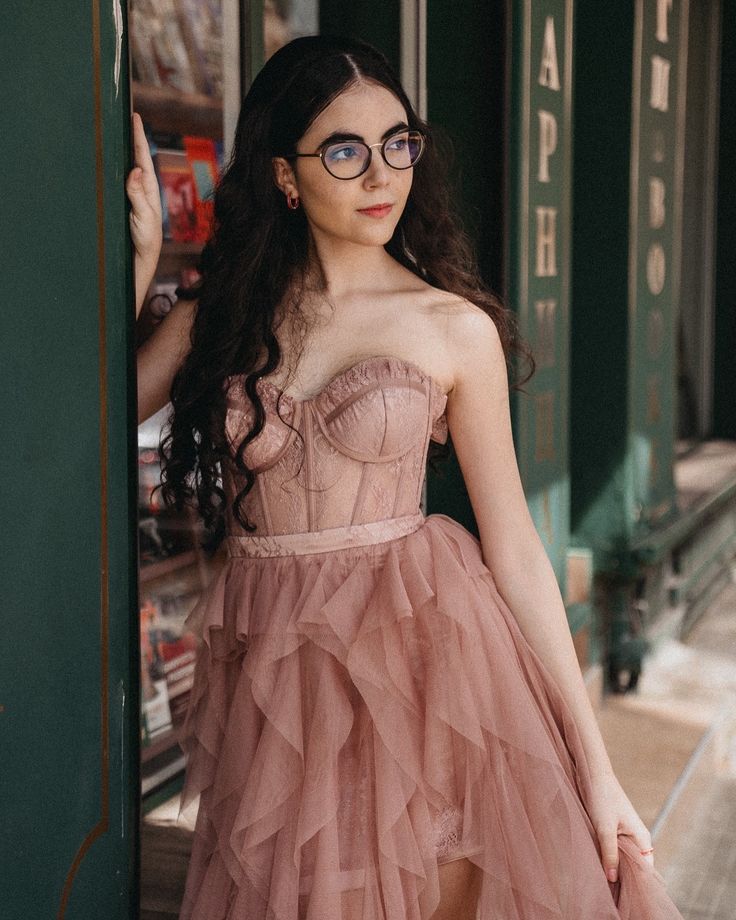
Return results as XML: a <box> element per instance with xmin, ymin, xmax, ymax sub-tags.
<box><xmin>322</xmin><ymin>131</ymin><xmax>424</xmax><ymax>179</ymax></box>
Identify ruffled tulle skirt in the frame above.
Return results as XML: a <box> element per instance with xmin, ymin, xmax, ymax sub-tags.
<box><xmin>174</xmin><ymin>513</ymin><xmax>683</xmax><ymax>919</ymax></box>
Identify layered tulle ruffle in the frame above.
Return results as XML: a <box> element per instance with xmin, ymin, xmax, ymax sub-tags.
<box><xmin>175</xmin><ymin>513</ymin><xmax>683</xmax><ymax>919</ymax></box>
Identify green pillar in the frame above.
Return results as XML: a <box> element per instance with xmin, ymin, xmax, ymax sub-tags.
<box><xmin>571</xmin><ymin>0</ymin><xmax>689</xmax><ymax>688</ymax></box>
<box><xmin>0</xmin><ymin>2</ymin><xmax>138</xmax><ymax>916</ymax></box>
<box><xmin>506</xmin><ymin>0</ymin><xmax>575</xmax><ymax>595</ymax></box>
<box><xmin>571</xmin><ymin>0</ymin><xmax>687</xmax><ymax>556</ymax></box>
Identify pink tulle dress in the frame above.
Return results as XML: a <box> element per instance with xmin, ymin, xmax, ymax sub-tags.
<box><xmin>175</xmin><ymin>354</ymin><xmax>684</xmax><ymax>919</ymax></box>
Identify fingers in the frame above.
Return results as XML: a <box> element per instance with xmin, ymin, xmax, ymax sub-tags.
<box><xmin>598</xmin><ymin>817</ymin><xmax>655</xmax><ymax>887</ymax></box>
<box><xmin>125</xmin><ymin>165</ymin><xmax>149</xmax><ymax>209</ymax></box>
<box><xmin>597</xmin><ymin>825</ymin><xmax>620</xmax><ymax>884</ymax></box>
<box><xmin>132</xmin><ymin>112</ymin><xmax>151</xmax><ymax>168</ymax></box>
<box><xmin>622</xmin><ymin>815</ymin><xmax>655</xmax><ymax>868</ymax></box>
<box><xmin>131</xmin><ymin>112</ymin><xmax>160</xmax><ymax>196</ymax></box>
<box><xmin>126</xmin><ymin>113</ymin><xmax>163</xmax><ymax>227</ymax></box>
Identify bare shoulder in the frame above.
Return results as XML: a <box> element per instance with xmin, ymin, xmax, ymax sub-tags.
<box><xmin>447</xmin><ymin>298</ymin><xmax>502</xmax><ymax>354</ymax></box>
<box><xmin>418</xmin><ymin>285</ymin><xmax>497</xmax><ymax>334</ymax></box>
<box><xmin>417</xmin><ymin>290</ymin><xmax>503</xmax><ymax>394</ymax></box>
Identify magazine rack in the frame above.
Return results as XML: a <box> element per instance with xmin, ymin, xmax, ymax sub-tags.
<box><xmin>132</xmin><ymin>0</ymin><xmax>226</xmax><ymax>801</ymax></box>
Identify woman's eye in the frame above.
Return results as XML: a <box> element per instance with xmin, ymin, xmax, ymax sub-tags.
<box><xmin>387</xmin><ymin>137</ymin><xmax>408</xmax><ymax>151</ymax></box>
<box><xmin>327</xmin><ymin>145</ymin><xmax>359</xmax><ymax>161</ymax></box>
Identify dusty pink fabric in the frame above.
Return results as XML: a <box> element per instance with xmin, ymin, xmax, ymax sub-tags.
<box><xmin>175</xmin><ymin>354</ymin><xmax>684</xmax><ymax>919</ymax></box>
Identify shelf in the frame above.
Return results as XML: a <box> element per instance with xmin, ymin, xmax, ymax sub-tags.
<box><xmin>142</xmin><ymin>726</ymin><xmax>184</xmax><ymax>764</ymax></box>
<box><xmin>157</xmin><ymin>240</ymin><xmax>203</xmax><ymax>278</ymax></box>
<box><xmin>162</xmin><ymin>240</ymin><xmax>202</xmax><ymax>256</ymax></box>
<box><xmin>132</xmin><ymin>81</ymin><xmax>223</xmax><ymax>141</ymax></box>
<box><xmin>141</xmin><ymin>752</ymin><xmax>187</xmax><ymax>798</ymax></box>
<box><xmin>140</xmin><ymin>549</ymin><xmax>199</xmax><ymax>584</ymax></box>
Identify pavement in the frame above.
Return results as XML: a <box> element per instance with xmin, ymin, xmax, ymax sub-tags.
<box><xmin>595</xmin><ymin>572</ymin><xmax>736</xmax><ymax>919</ymax></box>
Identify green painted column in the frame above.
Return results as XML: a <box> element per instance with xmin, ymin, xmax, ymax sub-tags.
<box><xmin>627</xmin><ymin>0</ymin><xmax>686</xmax><ymax>527</ymax></box>
<box><xmin>571</xmin><ymin>0</ymin><xmax>687</xmax><ymax>562</ymax></box>
<box><xmin>505</xmin><ymin>0</ymin><xmax>575</xmax><ymax>592</ymax></box>
<box><xmin>0</xmin><ymin>2</ymin><xmax>138</xmax><ymax>917</ymax></box>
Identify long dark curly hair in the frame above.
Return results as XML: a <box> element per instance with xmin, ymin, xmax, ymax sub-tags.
<box><xmin>155</xmin><ymin>33</ymin><xmax>535</xmax><ymax>555</ymax></box>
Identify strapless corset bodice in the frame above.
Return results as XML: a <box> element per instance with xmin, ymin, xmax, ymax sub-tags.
<box><xmin>222</xmin><ymin>354</ymin><xmax>449</xmax><ymax>537</ymax></box>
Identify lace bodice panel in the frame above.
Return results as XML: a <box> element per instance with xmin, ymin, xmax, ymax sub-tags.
<box><xmin>221</xmin><ymin>355</ymin><xmax>449</xmax><ymax>536</ymax></box>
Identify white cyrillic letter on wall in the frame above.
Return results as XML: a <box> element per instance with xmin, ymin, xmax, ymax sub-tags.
<box><xmin>649</xmin><ymin>177</ymin><xmax>666</xmax><ymax>228</ymax></box>
<box><xmin>535</xmin><ymin>207</ymin><xmax>558</xmax><ymax>277</ymax></box>
<box><xmin>534</xmin><ymin>298</ymin><xmax>557</xmax><ymax>367</ymax></box>
<box><xmin>647</xmin><ymin>242</ymin><xmax>666</xmax><ymax>295</ymax></box>
<box><xmin>650</xmin><ymin>55</ymin><xmax>671</xmax><ymax>112</ymax></box>
<box><xmin>538</xmin><ymin>16</ymin><xmax>561</xmax><ymax>91</ymax></box>
<box><xmin>537</xmin><ymin>111</ymin><xmax>558</xmax><ymax>182</ymax></box>
<box><xmin>656</xmin><ymin>0</ymin><xmax>673</xmax><ymax>43</ymax></box>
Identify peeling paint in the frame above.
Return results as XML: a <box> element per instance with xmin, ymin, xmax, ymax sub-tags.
<box><xmin>119</xmin><ymin>681</ymin><xmax>126</xmax><ymax>837</ymax></box>
<box><xmin>113</xmin><ymin>0</ymin><xmax>123</xmax><ymax>97</ymax></box>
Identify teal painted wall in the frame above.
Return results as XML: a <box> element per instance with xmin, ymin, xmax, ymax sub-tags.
<box><xmin>0</xmin><ymin>2</ymin><xmax>139</xmax><ymax>917</ymax></box>
<box><xmin>424</xmin><ymin>0</ymin><xmax>507</xmax><ymax>536</ymax></box>
<box><xmin>571</xmin><ymin>0</ymin><xmax>687</xmax><ymax>564</ymax></box>
<box><xmin>319</xmin><ymin>1</ymin><xmax>401</xmax><ymax>73</ymax></box>
<box><xmin>570</xmin><ymin>1</ymin><xmax>634</xmax><ymax>550</ymax></box>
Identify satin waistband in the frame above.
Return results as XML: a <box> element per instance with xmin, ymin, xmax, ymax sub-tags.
<box><xmin>225</xmin><ymin>512</ymin><xmax>425</xmax><ymax>558</ymax></box>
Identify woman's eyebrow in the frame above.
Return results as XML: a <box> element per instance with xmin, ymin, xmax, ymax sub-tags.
<box><xmin>316</xmin><ymin>121</ymin><xmax>410</xmax><ymax>146</ymax></box>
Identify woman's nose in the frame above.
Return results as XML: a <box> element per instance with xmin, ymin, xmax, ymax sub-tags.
<box><xmin>364</xmin><ymin>150</ymin><xmax>391</xmax><ymax>185</ymax></box>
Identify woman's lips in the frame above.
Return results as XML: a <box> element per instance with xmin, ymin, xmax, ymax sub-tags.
<box><xmin>357</xmin><ymin>204</ymin><xmax>393</xmax><ymax>218</ymax></box>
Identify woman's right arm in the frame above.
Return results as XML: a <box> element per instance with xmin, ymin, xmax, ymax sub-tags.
<box><xmin>136</xmin><ymin>297</ymin><xmax>198</xmax><ymax>425</ymax></box>
<box><xmin>126</xmin><ymin>112</ymin><xmax>163</xmax><ymax>321</ymax></box>
<box><xmin>126</xmin><ymin>112</ymin><xmax>198</xmax><ymax>424</ymax></box>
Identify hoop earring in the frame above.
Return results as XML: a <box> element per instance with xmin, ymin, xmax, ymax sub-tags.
<box><xmin>287</xmin><ymin>193</ymin><xmax>300</xmax><ymax>209</ymax></box>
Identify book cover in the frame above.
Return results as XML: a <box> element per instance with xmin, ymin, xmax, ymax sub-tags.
<box><xmin>154</xmin><ymin>149</ymin><xmax>198</xmax><ymax>242</ymax></box>
<box><xmin>183</xmin><ymin>136</ymin><xmax>219</xmax><ymax>242</ymax></box>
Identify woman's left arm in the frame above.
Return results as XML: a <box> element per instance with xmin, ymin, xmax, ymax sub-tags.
<box><xmin>443</xmin><ymin>304</ymin><xmax>653</xmax><ymax>881</ymax></box>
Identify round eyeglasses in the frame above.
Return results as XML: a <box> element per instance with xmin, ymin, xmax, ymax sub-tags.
<box><xmin>285</xmin><ymin>130</ymin><xmax>426</xmax><ymax>180</ymax></box>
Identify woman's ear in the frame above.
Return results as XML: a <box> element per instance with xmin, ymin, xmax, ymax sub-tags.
<box><xmin>271</xmin><ymin>156</ymin><xmax>296</xmax><ymax>195</ymax></box>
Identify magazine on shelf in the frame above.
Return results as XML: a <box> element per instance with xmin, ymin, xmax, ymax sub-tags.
<box><xmin>183</xmin><ymin>136</ymin><xmax>219</xmax><ymax>241</ymax></box>
<box><xmin>154</xmin><ymin>149</ymin><xmax>199</xmax><ymax>242</ymax></box>
<box><xmin>140</xmin><ymin>594</ymin><xmax>199</xmax><ymax>745</ymax></box>
<box><xmin>152</xmin><ymin>139</ymin><xmax>220</xmax><ymax>243</ymax></box>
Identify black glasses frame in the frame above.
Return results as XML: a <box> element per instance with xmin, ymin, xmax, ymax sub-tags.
<box><xmin>283</xmin><ymin>130</ymin><xmax>427</xmax><ymax>180</ymax></box>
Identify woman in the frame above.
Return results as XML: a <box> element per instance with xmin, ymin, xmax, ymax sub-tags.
<box><xmin>128</xmin><ymin>34</ymin><xmax>684</xmax><ymax>920</ymax></box>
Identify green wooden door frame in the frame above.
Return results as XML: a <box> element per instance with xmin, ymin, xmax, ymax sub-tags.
<box><xmin>1</xmin><ymin>1</ymin><xmax>139</xmax><ymax>916</ymax></box>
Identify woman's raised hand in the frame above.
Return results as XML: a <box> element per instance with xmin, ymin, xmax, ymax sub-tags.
<box><xmin>126</xmin><ymin>112</ymin><xmax>163</xmax><ymax>318</ymax></box>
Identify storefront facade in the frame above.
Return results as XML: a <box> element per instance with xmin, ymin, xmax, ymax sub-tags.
<box><xmin>2</xmin><ymin>0</ymin><xmax>734</xmax><ymax>915</ymax></box>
